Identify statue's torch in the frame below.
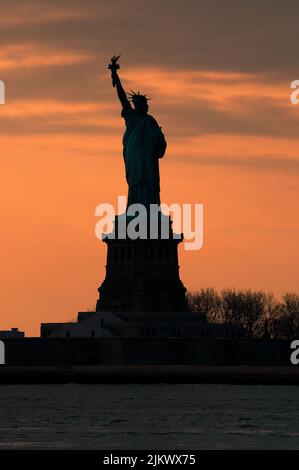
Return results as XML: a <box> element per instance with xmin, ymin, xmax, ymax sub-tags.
<box><xmin>108</xmin><ymin>55</ymin><xmax>120</xmax><ymax>87</ymax></box>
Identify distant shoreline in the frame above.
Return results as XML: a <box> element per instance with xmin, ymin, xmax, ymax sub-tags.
<box><xmin>0</xmin><ymin>365</ymin><xmax>299</xmax><ymax>385</ymax></box>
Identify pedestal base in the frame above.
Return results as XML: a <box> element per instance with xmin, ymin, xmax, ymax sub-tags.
<box><xmin>96</xmin><ymin>215</ymin><xmax>188</xmax><ymax>313</ymax></box>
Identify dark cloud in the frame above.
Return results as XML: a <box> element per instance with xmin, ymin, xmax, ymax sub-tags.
<box><xmin>0</xmin><ymin>0</ymin><xmax>298</xmax><ymax>74</ymax></box>
<box><xmin>160</xmin><ymin>97</ymin><xmax>299</xmax><ymax>139</ymax></box>
<box><xmin>0</xmin><ymin>115</ymin><xmax>116</xmax><ymax>135</ymax></box>
<box><xmin>2</xmin><ymin>63</ymin><xmax>102</xmax><ymax>102</ymax></box>
<box><xmin>175</xmin><ymin>153</ymin><xmax>299</xmax><ymax>172</ymax></box>
<box><xmin>0</xmin><ymin>0</ymin><xmax>298</xmax><ymax>171</ymax></box>
<box><xmin>2</xmin><ymin>93</ymin><xmax>298</xmax><ymax>142</ymax></box>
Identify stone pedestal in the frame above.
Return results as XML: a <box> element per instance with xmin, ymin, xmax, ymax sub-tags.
<box><xmin>96</xmin><ymin>214</ymin><xmax>188</xmax><ymax>313</ymax></box>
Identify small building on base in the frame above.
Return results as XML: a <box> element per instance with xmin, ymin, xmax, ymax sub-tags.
<box><xmin>0</xmin><ymin>328</ymin><xmax>25</xmax><ymax>339</ymax></box>
<box><xmin>41</xmin><ymin>310</ymin><xmax>242</xmax><ymax>340</ymax></box>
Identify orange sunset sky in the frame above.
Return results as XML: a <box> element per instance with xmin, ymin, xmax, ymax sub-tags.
<box><xmin>0</xmin><ymin>0</ymin><xmax>298</xmax><ymax>335</ymax></box>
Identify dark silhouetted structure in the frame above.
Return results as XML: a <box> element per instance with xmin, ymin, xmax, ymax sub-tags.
<box><xmin>109</xmin><ymin>55</ymin><xmax>167</xmax><ymax>208</ymax></box>
<box><xmin>96</xmin><ymin>216</ymin><xmax>188</xmax><ymax>313</ymax></box>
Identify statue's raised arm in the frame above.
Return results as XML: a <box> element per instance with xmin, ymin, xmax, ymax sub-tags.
<box><xmin>108</xmin><ymin>55</ymin><xmax>130</xmax><ymax>109</ymax></box>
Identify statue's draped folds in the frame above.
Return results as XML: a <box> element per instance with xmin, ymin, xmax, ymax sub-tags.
<box><xmin>121</xmin><ymin>103</ymin><xmax>167</xmax><ymax>208</ymax></box>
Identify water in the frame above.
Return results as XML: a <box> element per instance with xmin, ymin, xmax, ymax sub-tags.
<box><xmin>0</xmin><ymin>384</ymin><xmax>298</xmax><ymax>449</ymax></box>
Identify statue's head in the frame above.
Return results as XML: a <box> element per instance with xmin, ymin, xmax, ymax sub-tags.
<box><xmin>128</xmin><ymin>90</ymin><xmax>149</xmax><ymax>115</ymax></box>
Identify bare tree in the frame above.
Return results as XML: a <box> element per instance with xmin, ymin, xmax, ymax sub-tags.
<box><xmin>187</xmin><ymin>288</ymin><xmax>222</xmax><ymax>322</ymax></box>
<box><xmin>188</xmin><ymin>288</ymin><xmax>299</xmax><ymax>339</ymax></box>
<box><xmin>220</xmin><ymin>289</ymin><xmax>267</xmax><ymax>338</ymax></box>
<box><xmin>270</xmin><ymin>293</ymin><xmax>299</xmax><ymax>339</ymax></box>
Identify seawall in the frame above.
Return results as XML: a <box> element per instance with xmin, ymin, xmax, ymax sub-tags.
<box><xmin>0</xmin><ymin>337</ymin><xmax>297</xmax><ymax>384</ymax></box>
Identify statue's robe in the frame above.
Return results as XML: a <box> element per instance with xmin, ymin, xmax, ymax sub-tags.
<box><xmin>121</xmin><ymin>102</ymin><xmax>167</xmax><ymax>208</ymax></box>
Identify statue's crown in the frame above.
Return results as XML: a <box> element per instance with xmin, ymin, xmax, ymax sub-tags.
<box><xmin>127</xmin><ymin>90</ymin><xmax>150</xmax><ymax>104</ymax></box>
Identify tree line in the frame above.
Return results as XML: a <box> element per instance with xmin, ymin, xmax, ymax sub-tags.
<box><xmin>187</xmin><ymin>288</ymin><xmax>299</xmax><ymax>340</ymax></box>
